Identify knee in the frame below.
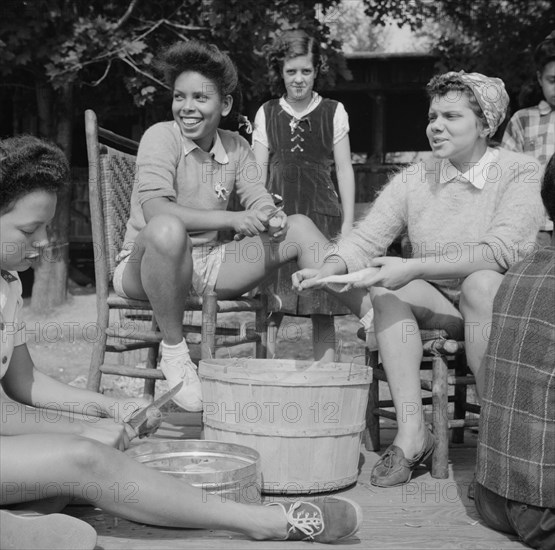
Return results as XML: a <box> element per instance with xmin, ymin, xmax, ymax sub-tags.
<box><xmin>143</xmin><ymin>215</ymin><xmax>191</xmax><ymax>257</ymax></box>
<box><xmin>369</xmin><ymin>286</ymin><xmax>387</xmax><ymax>313</ymax></box>
<box><xmin>370</xmin><ymin>286</ymin><xmax>401</xmax><ymax>316</ymax></box>
<box><xmin>65</xmin><ymin>437</ymin><xmax>110</xmax><ymax>477</ymax></box>
<box><xmin>460</xmin><ymin>270</ymin><xmax>503</xmax><ymax>315</ymax></box>
<box><xmin>287</xmin><ymin>214</ymin><xmax>320</xmax><ymax>238</ymax></box>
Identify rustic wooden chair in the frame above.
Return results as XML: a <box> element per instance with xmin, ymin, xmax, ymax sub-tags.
<box><xmin>84</xmin><ymin>109</ymin><xmax>269</xmax><ymax>399</ymax></box>
<box><xmin>361</xmin><ymin>327</ymin><xmax>481</xmax><ymax>479</ymax></box>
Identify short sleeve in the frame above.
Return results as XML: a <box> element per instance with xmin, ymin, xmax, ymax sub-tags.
<box><xmin>0</xmin><ymin>273</ymin><xmax>26</xmax><ymax>379</ymax></box>
<box><xmin>11</xmin><ymin>276</ymin><xmax>25</xmax><ymax>348</ymax></box>
<box><xmin>252</xmin><ymin>107</ymin><xmax>269</xmax><ymax>149</ymax></box>
<box><xmin>233</xmin><ymin>137</ymin><xmax>275</xmax><ymax>212</ymax></box>
<box><xmin>333</xmin><ymin>102</ymin><xmax>350</xmax><ymax>144</ymax></box>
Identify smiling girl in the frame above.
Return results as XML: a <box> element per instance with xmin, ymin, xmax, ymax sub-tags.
<box><xmin>114</xmin><ymin>40</ymin><xmax>334</xmax><ymax>411</ymax></box>
<box><xmin>293</xmin><ymin>71</ymin><xmax>544</xmax><ymax>488</ymax></box>
<box><xmin>253</xmin><ymin>30</ymin><xmax>355</xmax><ymax>362</ymax></box>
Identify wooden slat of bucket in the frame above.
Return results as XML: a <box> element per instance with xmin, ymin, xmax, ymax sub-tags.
<box><xmin>200</xmin><ymin>359</ymin><xmax>370</xmax><ymax>494</ymax></box>
<box><xmin>200</xmin><ymin>358</ymin><xmax>371</xmax><ymax>386</ymax></box>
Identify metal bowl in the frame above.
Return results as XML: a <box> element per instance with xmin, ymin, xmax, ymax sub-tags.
<box><xmin>126</xmin><ymin>439</ymin><xmax>262</xmax><ymax>504</ymax></box>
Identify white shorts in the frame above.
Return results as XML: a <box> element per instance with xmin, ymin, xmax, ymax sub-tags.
<box><xmin>112</xmin><ymin>243</ymin><xmax>226</xmax><ymax>299</ymax></box>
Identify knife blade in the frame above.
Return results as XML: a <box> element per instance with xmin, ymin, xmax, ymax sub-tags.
<box><xmin>125</xmin><ymin>381</ymin><xmax>183</xmax><ymax>439</ymax></box>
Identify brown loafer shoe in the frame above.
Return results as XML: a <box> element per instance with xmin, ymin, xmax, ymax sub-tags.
<box><xmin>370</xmin><ymin>429</ymin><xmax>435</xmax><ymax>487</ymax></box>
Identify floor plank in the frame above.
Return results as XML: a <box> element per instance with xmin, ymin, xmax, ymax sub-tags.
<box><xmin>67</xmin><ymin>413</ymin><xmax>528</xmax><ymax>550</ymax></box>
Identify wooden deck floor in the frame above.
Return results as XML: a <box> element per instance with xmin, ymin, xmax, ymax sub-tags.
<box><xmin>68</xmin><ymin>413</ymin><xmax>527</xmax><ymax>550</ymax></box>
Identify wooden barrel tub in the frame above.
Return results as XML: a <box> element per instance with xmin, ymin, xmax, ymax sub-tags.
<box><xmin>199</xmin><ymin>359</ymin><xmax>370</xmax><ymax>494</ymax></box>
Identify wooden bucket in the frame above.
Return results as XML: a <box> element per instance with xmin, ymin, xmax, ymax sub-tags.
<box><xmin>199</xmin><ymin>359</ymin><xmax>370</xmax><ymax>494</ymax></box>
<box><xmin>126</xmin><ymin>439</ymin><xmax>262</xmax><ymax>504</ymax></box>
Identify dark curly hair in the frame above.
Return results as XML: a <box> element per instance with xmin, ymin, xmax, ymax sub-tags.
<box><xmin>156</xmin><ymin>40</ymin><xmax>238</xmax><ymax>98</ymax></box>
<box><xmin>426</xmin><ymin>73</ymin><xmax>489</xmax><ymax>131</ymax></box>
<box><xmin>155</xmin><ymin>40</ymin><xmax>244</xmax><ymax>127</ymax></box>
<box><xmin>265</xmin><ymin>29</ymin><xmax>326</xmax><ymax>96</ymax></box>
<box><xmin>541</xmin><ymin>153</ymin><xmax>555</xmax><ymax>223</ymax></box>
<box><xmin>0</xmin><ymin>135</ymin><xmax>69</xmax><ymax>215</ymax></box>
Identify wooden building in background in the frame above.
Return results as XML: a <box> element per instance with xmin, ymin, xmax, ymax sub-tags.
<box><xmin>325</xmin><ymin>52</ymin><xmax>439</xmax><ymax>203</ymax></box>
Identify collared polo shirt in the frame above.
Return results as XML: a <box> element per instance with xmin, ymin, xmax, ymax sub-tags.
<box><xmin>438</xmin><ymin>148</ymin><xmax>499</xmax><ymax>189</ymax></box>
<box><xmin>121</xmin><ymin>122</ymin><xmax>275</xmax><ymax>249</ymax></box>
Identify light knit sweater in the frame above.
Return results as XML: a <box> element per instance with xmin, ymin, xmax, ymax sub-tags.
<box><xmin>334</xmin><ymin>148</ymin><xmax>544</xmax><ymax>295</ymax></box>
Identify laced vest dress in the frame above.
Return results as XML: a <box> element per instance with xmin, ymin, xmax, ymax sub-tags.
<box><xmin>262</xmin><ymin>98</ymin><xmax>350</xmax><ymax>316</ymax></box>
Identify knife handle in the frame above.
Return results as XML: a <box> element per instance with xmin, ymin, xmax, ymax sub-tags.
<box><xmin>126</xmin><ymin>406</ymin><xmax>163</xmax><ymax>440</ymax></box>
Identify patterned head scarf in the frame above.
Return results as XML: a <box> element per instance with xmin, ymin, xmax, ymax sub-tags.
<box><xmin>444</xmin><ymin>71</ymin><xmax>510</xmax><ymax>136</ymax></box>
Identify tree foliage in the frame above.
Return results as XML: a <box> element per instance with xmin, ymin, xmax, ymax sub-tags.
<box><xmin>363</xmin><ymin>0</ymin><xmax>555</xmax><ymax>100</ymax></box>
<box><xmin>0</xmin><ymin>0</ymin><xmax>350</xmax><ymax>308</ymax></box>
<box><xmin>2</xmin><ymin>0</ymin><xmax>351</xmax><ymax>124</ymax></box>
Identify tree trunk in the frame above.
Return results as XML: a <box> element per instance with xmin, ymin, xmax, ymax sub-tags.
<box><xmin>31</xmin><ymin>82</ymin><xmax>74</xmax><ymax>313</ymax></box>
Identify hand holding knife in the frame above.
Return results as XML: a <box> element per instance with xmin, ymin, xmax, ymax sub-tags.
<box><xmin>124</xmin><ymin>382</ymin><xmax>183</xmax><ymax>440</ymax></box>
<box><xmin>233</xmin><ymin>205</ymin><xmax>284</xmax><ymax>241</ymax></box>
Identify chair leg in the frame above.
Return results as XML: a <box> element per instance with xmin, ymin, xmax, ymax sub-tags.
<box><xmin>87</xmin><ymin>300</ymin><xmax>109</xmax><ymax>392</ymax></box>
<box><xmin>201</xmin><ymin>291</ymin><xmax>218</xmax><ymax>359</ymax></box>
<box><xmin>143</xmin><ymin>316</ymin><xmax>160</xmax><ymax>400</ymax></box>
<box><xmin>364</xmin><ymin>349</ymin><xmax>381</xmax><ymax>451</ymax></box>
<box><xmin>431</xmin><ymin>355</ymin><xmax>449</xmax><ymax>479</ymax></box>
<box><xmin>452</xmin><ymin>355</ymin><xmax>467</xmax><ymax>444</ymax></box>
<box><xmin>255</xmin><ymin>293</ymin><xmax>268</xmax><ymax>358</ymax></box>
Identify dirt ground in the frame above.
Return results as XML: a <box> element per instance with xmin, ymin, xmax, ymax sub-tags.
<box><xmin>20</xmin><ymin>292</ymin><xmax>367</xmax><ymax>399</ymax></box>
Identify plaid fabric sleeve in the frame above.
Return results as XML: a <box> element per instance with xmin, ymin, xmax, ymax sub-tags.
<box><xmin>501</xmin><ymin>113</ymin><xmax>525</xmax><ymax>152</ymax></box>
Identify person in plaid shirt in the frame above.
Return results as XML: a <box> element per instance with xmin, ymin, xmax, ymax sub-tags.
<box><xmin>502</xmin><ymin>32</ymin><xmax>555</xmax><ymax>241</ymax></box>
<box><xmin>475</xmin><ymin>153</ymin><xmax>555</xmax><ymax>550</ymax></box>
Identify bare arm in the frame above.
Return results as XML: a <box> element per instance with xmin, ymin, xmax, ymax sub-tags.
<box><xmin>319</xmin><ymin>244</ymin><xmax>504</xmax><ymax>292</ymax></box>
<box><xmin>3</xmin><ymin>344</ymin><xmax>147</xmax><ymax>417</ymax></box>
<box><xmin>333</xmin><ymin>135</ymin><xmax>355</xmax><ymax>234</ymax></box>
<box><xmin>252</xmin><ymin>140</ymin><xmax>270</xmax><ymax>187</ymax></box>
<box><xmin>142</xmin><ymin>196</ymin><xmax>238</xmax><ymax>231</ymax></box>
<box><xmin>144</xmin><ymin>197</ymin><xmax>278</xmax><ymax>239</ymax></box>
<box><xmin>291</xmin><ymin>254</ymin><xmax>349</xmax><ymax>291</ymax></box>
<box><xmin>409</xmin><ymin>243</ymin><xmax>504</xmax><ymax>279</ymax></box>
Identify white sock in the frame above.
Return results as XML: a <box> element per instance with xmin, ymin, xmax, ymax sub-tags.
<box><xmin>360</xmin><ymin>308</ymin><xmax>375</xmax><ymax>332</ymax></box>
<box><xmin>161</xmin><ymin>338</ymin><xmax>190</xmax><ymax>358</ymax></box>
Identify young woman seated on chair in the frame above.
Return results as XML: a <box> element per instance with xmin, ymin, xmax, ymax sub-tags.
<box><xmin>293</xmin><ymin>71</ymin><xmax>544</xmax><ymax>488</ymax></box>
<box><xmin>0</xmin><ymin>135</ymin><xmax>362</xmax><ymax>549</ymax></box>
<box><xmin>112</xmin><ymin>40</ymin><xmax>364</xmax><ymax>413</ymax></box>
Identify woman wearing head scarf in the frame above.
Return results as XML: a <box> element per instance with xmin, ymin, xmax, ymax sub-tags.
<box><xmin>292</xmin><ymin>71</ymin><xmax>544</xmax><ymax>488</ymax></box>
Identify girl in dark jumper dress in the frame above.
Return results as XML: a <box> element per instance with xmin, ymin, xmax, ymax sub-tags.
<box><xmin>253</xmin><ymin>29</ymin><xmax>356</xmax><ymax>361</ymax></box>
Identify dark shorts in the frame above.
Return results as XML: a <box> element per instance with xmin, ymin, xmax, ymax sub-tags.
<box><xmin>475</xmin><ymin>483</ymin><xmax>555</xmax><ymax>550</ymax></box>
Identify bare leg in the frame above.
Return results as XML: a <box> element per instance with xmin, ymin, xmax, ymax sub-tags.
<box><xmin>370</xmin><ymin>280</ymin><xmax>463</xmax><ymax>458</ymax></box>
<box><xmin>0</xmin><ymin>435</ymin><xmax>287</xmax><ymax>540</ymax></box>
<box><xmin>459</xmin><ymin>270</ymin><xmax>504</xmax><ymax>395</ymax></box>
<box><xmin>214</xmin><ymin>215</ymin><xmax>369</xmax><ymax>361</ymax></box>
<box><xmin>215</xmin><ymin>215</ymin><xmax>325</xmax><ymax>296</ymax></box>
<box><xmin>121</xmin><ymin>215</ymin><xmax>193</xmax><ymax>345</ymax></box>
<box><xmin>119</xmin><ymin>215</ymin><xmax>201</xmax><ymax>410</ymax></box>
<box><xmin>215</xmin><ymin>215</ymin><xmax>372</xmax><ymax>317</ymax></box>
